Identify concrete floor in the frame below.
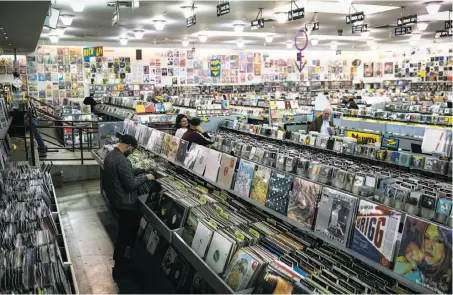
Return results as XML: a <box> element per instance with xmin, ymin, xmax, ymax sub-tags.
<box><xmin>56</xmin><ymin>180</ymin><xmax>175</xmax><ymax>294</ymax></box>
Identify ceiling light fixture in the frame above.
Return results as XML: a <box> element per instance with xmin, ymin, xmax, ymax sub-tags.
<box><xmin>417</xmin><ymin>22</ymin><xmax>429</xmax><ymax>31</ymax></box>
<box><xmin>49</xmin><ymin>35</ymin><xmax>59</xmax><ymax>43</ymax></box>
<box><xmin>275</xmin><ymin>12</ymin><xmax>287</xmax><ymax>24</ymax></box>
<box><xmin>371</xmin><ymin>44</ymin><xmax>378</xmax><ymax>50</ymax></box>
<box><xmin>182</xmin><ymin>38</ymin><xmax>190</xmax><ymax>47</ymax></box>
<box><xmin>133</xmin><ymin>29</ymin><xmax>145</xmax><ymax>39</ymax></box>
<box><xmin>311</xmin><ymin>39</ymin><xmax>319</xmax><ymax>45</ymax></box>
<box><xmin>330</xmin><ymin>42</ymin><xmax>338</xmax><ymax>50</ymax></box>
<box><xmin>181</xmin><ymin>6</ymin><xmax>196</xmax><ymax>18</ymax></box>
<box><xmin>60</xmin><ymin>14</ymin><xmax>75</xmax><ymax>26</ymax></box>
<box><xmin>237</xmin><ymin>40</ymin><xmax>244</xmax><ymax>48</ymax></box>
<box><xmin>153</xmin><ymin>20</ymin><xmax>166</xmax><ymax>31</ymax></box>
<box><xmin>54</xmin><ymin>27</ymin><xmax>66</xmax><ymax>36</ymax></box>
<box><xmin>199</xmin><ymin>35</ymin><xmax>208</xmax><ymax>43</ymax></box>
<box><xmin>425</xmin><ymin>1</ymin><xmax>442</xmax><ymax>15</ymax></box>
<box><xmin>412</xmin><ymin>34</ymin><xmax>422</xmax><ymax>41</ymax></box>
<box><xmin>265</xmin><ymin>35</ymin><xmax>274</xmax><ymax>43</ymax></box>
<box><xmin>120</xmin><ymin>38</ymin><xmax>128</xmax><ymax>45</ymax></box>
<box><xmin>366</xmin><ymin>40</ymin><xmax>375</xmax><ymax>46</ymax></box>
<box><xmin>70</xmin><ymin>0</ymin><xmax>85</xmax><ymax>12</ymax></box>
<box><xmin>285</xmin><ymin>41</ymin><xmax>293</xmax><ymax>49</ymax></box>
<box><xmin>233</xmin><ymin>23</ymin><xmax>246</xmax><ymax>33</ymax></box>
<box><xmin>361</xmin><ymin>31</ymin><xmax>370</xmax><ymax>37</ymax></box>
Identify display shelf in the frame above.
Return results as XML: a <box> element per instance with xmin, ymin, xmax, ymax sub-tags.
<box><xmin>341</xmin><ymin>115</ymin><xmax>452</xmax><ymax>128</ymax></box>
<box><xmin>0</xmin><ymin>118</ymin><xmax>12</xmax><ymax>140</ymax></box>
<box><xmin>140</xmin><ymin>142</ymin><xmax>434</xmax><ymax>294</ymax></box>
<box><xmin>137</xmin><ymin>195</ymin><xmax>179</xmax><ymax>243</ymax></box>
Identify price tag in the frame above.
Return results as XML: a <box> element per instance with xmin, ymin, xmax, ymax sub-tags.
<box><xmin>213</xmin><ymin>190</ymin><xmax>220</xmax><ymax>196</ymax></box>
<box><xmin>215</xmin><ymin>205</ymin><xmax>223</xmax><ymax>213</ymax></box>
<box><xmin>220</xmin><ymin>212</ymin><xmax>229</xmax><ymax>219</ymax></box>
<box><xmin>235</xmin><ymin>231</ymin><xmax>245</xmax><ymax>241</ymax></box>
<box><xmin>192</xmin><ymin>210</ymin><xmax>199</xmax><ymax>218</ymax></box>
<box><xmin>220</xmin><ymin>199</ymin><xmax>229</xmax><ymax>207</ymax></box>
<box><xmin>249</xmin><ymin>228</ymin><xmax>260</xmax><ymax>239</ymax></box>
<box><xmin>161</xmin><ymin>208</ymin><xmax>166</xmax><ymax>216</ymax></box>
<box><xmin>197</xmin><ymin>185</ymin><xmax>209</xmax><ymax>193</ymax></box>
<box><xmin>267</xmin><ymin>218</ymin><xmax>277</xmax><ymax>226</ymax></box>
<box><xmin>208</xmin><ymin>219</ymin><xmax>217</xmax><ymax>229</ymax></box>
<box><xmin>168</xmin><ymin>176</ymin><xmax>175</xmax><ymax>180</ymax></box>
<box><xmin>199</xmin><ymin>197</ymin><xmax>207</xmax><ymax>204</ymax></box>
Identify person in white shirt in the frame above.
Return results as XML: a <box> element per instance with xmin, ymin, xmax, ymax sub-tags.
<box><xmin>308</xmin><ymin>107</ymin><xmax>334</xmax><ymax>136</ymax></box>
<box><xmin>174</xmin><ymin>114</ymin><xmax>189</xmax><ymax>138</ymax></box>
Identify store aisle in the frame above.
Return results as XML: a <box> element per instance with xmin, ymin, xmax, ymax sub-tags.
<box><xmin>56</xmin><ymin>180</ymin><xmax>119</xmax><ymax>294</ymax></box>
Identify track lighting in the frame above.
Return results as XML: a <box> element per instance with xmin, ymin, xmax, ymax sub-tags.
<box><xmin>71</xmin><ymin>0</ymin><xmax>85</xmax><ymax>12</ymax></box>
<box><xmin>199</xmin><ymin>35</ymin><xmax>208</xmax><ymax>43</ymax></box>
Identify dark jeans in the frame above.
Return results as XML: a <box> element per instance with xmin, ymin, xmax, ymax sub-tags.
<box><xmin>31</xmin><ymin>118</ymin><xmax>46</xmax><ymax>152</ymax></box>
<box><xmin>113</xmin><ymin>209</ymin><xmax>140</xmax><ymax>267</ymax></box>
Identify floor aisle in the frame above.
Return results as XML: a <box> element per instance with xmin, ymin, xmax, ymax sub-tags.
<box><xmin>56</xmin><ymin>180</ymin><xmax>175</xmax><ymax>294</ymax></box>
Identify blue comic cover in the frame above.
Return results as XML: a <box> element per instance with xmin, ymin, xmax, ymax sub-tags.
<box><xmin>234</xmin><ymin>160</ymin><xmax>256</xmax><ymax>198</ymax></box>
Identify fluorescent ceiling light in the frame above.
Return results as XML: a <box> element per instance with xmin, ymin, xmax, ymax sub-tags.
<box><xmin>265</xmin><ymin>35</ymin><xmax>274</xmax><ymax>43</ymax></box>
<box><xmin>191</xmin><ymin>30</ymin><xmax>271</xmax><ymax>38</ymax></box>
<box><xmin>54</xmin><ymin>27</ymin><xmax>66</xmax><ymax>36</ymax></box>
<box><xmin>367</xmin><ymin>40</ymin><xmax>374</xmax><ymax>46</ymax></box>
<box><xmin>275</xmin><ymin>12</ymin><xmax>287</xmax><ymax>24</ymax></box>
<box><xmin>71</xmin><ymin>0</ymin><xmax>85</xmax><ymax>12</ymax></box>
<box><xmin>60</xmin><ymin>15</ymin><xmax>75</xmax><ymax>26</ymax></box>
<box><xmin>417</xmin><ymin>22</ymin><xmax>429</xmax><ymax>31</ymax></box>
<box><xmin>182</xmin><ymin>6</ymin><xmax>195</xmax><ymax>18</ymax></box>
<box><xmin>412</xmin><ymin>34</ymin><xmax>422</xmax><ymax>41</ymax></box>
<box><xmin>237</xmin><ymin>40</ymin><xmax>244</xmax><ymax>48</ymax></box>
<box><xmin>311</xmin><ymin>39</ymin><xmax>319</xmax><ymax>45</ymax></box>
<box><xmin>182</xmin><ymin>39</ymin><xmax>189</xmax><ymax>47</ymax></box>
<box><xmin>426</xmin><ymin>2</ymin><xmax>441</xmax><ymax>15</ymax></box>
<box><xmin>330</xmin><ymin>42</ymin><xmax>338</xmax><ymax>49</ymax></box>
<box><xmin>371</xmin><ymin>44</ymin><xmax>378</xmax><ymax>50</ymax></box>
<box><xmin>153</xmin><ymin>20</ymin><xmax>166</xmax><ymax>31</ymax></box>
<box><xmin>233</xmin><ymin>23</ymin><xmax>246</xmax><ymax>33</ymax></box>
<box><xmin>49</xmin><ymin>35</ymin><xmax>59</xmax><ymax>43</ymax></box>
<box><xmin>199</xmin><ymin>35</ymin><xmax>208</xmax><ymax>43</ymax></box>
<box><xmin>361</xmin><ymin>31</ymin><xmax>370</xmax><ymax>37</ymax></box>
<box><xmin>410</xmin><ymin>40</ymin><xmax>417</xmax><ymax>46</ymax></box>
<box><xmin>134</xmin><ymin>29</ymin><xmax>144</xmax><ymax>39</ymax></box>
<box><xmin>286</xmin><ymin>41</ymin><xmax>293</xmax><ymax>49</ymax></box>
<box><xmin>120</xmin><ymin>38</ymin><xmax>128</xmax><ymax>45</ymax></box>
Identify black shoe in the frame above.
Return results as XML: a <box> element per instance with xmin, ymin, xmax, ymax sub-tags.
<box><xmin>39</xmin><ymin>152</ymin><xmax>47</xmax><ymax>157</ymax></box>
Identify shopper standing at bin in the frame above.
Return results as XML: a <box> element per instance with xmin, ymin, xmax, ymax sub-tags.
<box><xmin>181</xmin><ymin>117</ymin><xmax>213</xmax><ymax>147</ymax></box>
<box><xmin>103</xmin><ymin>134</ymin><xmax>155</xmax><ymax>280</ymax></box>
<box><xmin>308</xmin><ymin>107</ymin><xmax>335</xmax><ymax>135</ymax></box>
<box><xmin>174</xmin><ymin>114</ymin><xmax>189</xmax><ymax>138</ymax></box>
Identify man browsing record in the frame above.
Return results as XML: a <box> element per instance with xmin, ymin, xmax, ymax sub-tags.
<box><xmin>308</xmin><ymin>107</ymin><xmax>335</xmax><ymax>136</ymax></box>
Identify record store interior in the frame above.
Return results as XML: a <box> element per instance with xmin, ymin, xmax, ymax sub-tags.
<box><xmin>0</xmin><ymin>0</ymin><xmax>453</xmax><ymax>294</ymax></box>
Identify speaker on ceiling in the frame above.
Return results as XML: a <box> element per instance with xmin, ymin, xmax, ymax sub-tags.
<box><xmin>136</xmin><ymin>49</ymin><xmax>142</xmax><ymax>60</ymax></box>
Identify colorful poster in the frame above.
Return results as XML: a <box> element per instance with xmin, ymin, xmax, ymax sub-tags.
<box><xmin>210</xmin><ymin>58</ymin><xmax>221</xmax><ymax>77</ymax></box>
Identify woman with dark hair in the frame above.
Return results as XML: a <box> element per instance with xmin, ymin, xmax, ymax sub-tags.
<box><xmin>174</xmin><ymin>114</ymin><xmax>189</xmax><ymax>138</ymax></box>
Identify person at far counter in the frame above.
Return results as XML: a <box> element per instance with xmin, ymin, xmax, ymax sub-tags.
<box><xmin>181</xmin><ymin>117</ymin><xmax>213</xmax><ymax>147</ymax></box>
<box><xmin>308</xmin><ymin>107</ymin><xmax>335</xmax><ymax>136</ymax></box>
<box><xmin>348</xmin><ymin>97</ymin><xmax>359</xmax><ymax>109</ymax></box>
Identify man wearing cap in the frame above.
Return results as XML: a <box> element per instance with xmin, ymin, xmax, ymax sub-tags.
<box><xmin>103</xmin><ymin>134</ymin><xmax>155</xmax><ymax>279</ymax></box>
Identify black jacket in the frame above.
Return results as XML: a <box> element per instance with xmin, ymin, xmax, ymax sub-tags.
<box><xmin>181</xmin><ymin>129</ymin><xmax>213</xmax><ymax>147</ymax></box>
<box><xmin>308</xmin><ymin>116</ymin><xmax>335</xmax><ymax>133</ymax></box>
<box><xmin>103</xmin><ymin>147</ymin><xmax>148</xmax><ymax>210</ymax></box>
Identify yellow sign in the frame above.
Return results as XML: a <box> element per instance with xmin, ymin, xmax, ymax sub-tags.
<box><xmin>249</xmin><ymin>228</ymin><xmax>260</xmax><ymax>239</ymax></box>
<box><xmin>199</xmin><ymin>197</ymin><xmax>207</xmax><ymax>204</ymax></box>
<box><xmin>210</xmin><ymin>58</ymin><xmax>221</xmax><ymax>77</ymax></box>
<box><xmin>346</xmin><ymin>131</ymin><xmax>381</xmax><ymax>144</ymax></box>
<box><xmin>220</xmin><ymin>212</ymin><xmax>229</xmax><ymax>219</ymax></box>
<box><xmin>135</xmin><ymin>105</ymin><xmax>145</xmax><ymax>113</ymax></box>
<box><xmin>208</xmin><ymin>220</ymin><xmax>217</xmax><ymax>229</ymax></box>
<box><xmin>235</xmin><ymin>231</ymin><xmax>245</xmax><ymax>241</ymax></box>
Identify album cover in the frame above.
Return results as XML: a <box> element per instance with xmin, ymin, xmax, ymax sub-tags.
<box><xmin>152</xmin><ymin>131</ymin><xmax>165</xmax><ymax>154</ymax></box>
<box><xmin>217</xmin><ymin>154</ymin><xmax>237</xmax><ymax>189</ymax></box>
<box><xmin>175</xmin><ymin>139</ymin><xmax>189</xmax><ymax>165</ymax></box>
<box><xmin>192</xmin><ymin>145</ymin><xmax>210</xmax><ymax>175</ymax></box>
<box><xmin>351</xmin><ymin>200</ymin><xmax>401</xmax><ymax>268</ymax></box>
<box><xmin>161</xmin><ymin>133</ymin><xmax>172</xmax><ymax>158</ymax></box>
<box><xmin>190</xmin><ymin>272</ymin><xmax>213</xmax><ymax>294</ymax></box>
<box><xmin>184</xmin><ymin>144</ymin><xmax>203</xmax><ymax>170</ymax></box>
<box><xmin>315</xmin><ymin>187</ymin><xmax>358</xmax><ymax>246</ymax></box>
<box><xmin>411</xmin><ymin>155</ymin><xmax>424</xmax><ymax>169</ymax></box>
<box><xmin>204</xmin><ymin>149</ymin><xmax>222</xmax><ymax>182</ymax></box>
<box><xmin>250</xmin><ymin>165</ymin><xmax>272</xmax><ymax>205</ymax></box>
<box><xmin>191</xmin><ymin>221</ymin><xmax>214</xmax><ymax>258</ymax></box>
<box><xmin>233</xmin><ymin>160</ymin><xmax>256</xmax><ymax>199</ymax></box>
<box><xmin>223</xmin><ymin>249</ymin><xmax>261</xmax><ymax>291</ymax></box>
<box><xmin>398</xmin><ymin>152</ymin><xmax>412</xmax><ymax>167</ymax></box>
<box><xmin>161</xmin><ymin>246</ymin><xmax>178</xmax><ymax>277</ymax></box>
<box><xmin>287</xmin><ymin>178</ymin><xmax>323</xmax><ymax>230</ymax></box>
<box><xmin>167</xmin><ymin>136</ymin><xmax>180</xmax><ymax>163</ymax></box>
<box><xmin>146</xmin><ymin>230</ymin><xmax>161</xmax><ymax>256</ymax></box>
<box><xmin>253</xmin><ymin>266</ymin><xmax>295</xmax><ymax>294</ymax></box>
<box><xmin>265</xmin><ymin>171</ymin><xmax>293</xmax><ymax>216</ymax></box>
<box><xmin>394</xmin><ymin>215</ymin><xmax>452</xmax><ymax>294</ymax></box>
<box><xmin>205</xmin><ymin>232</ymin><xmax>234</xmax><ymax>274</ymax></box>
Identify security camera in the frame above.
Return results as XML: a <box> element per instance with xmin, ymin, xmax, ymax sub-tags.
<box><xmin>337</xmin><ymin>29</ymin><xmax>343</xmax><ymax>36</ymax></box>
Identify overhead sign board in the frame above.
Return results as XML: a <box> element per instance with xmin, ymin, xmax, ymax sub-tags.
<box><xmin>186</xmin><ymin>15</ymin><xmax>196</xmax><ymax>27</ymax></box>
<box><xmin>210</xmin><ymin>58</ymin><xmax>221</xmax><ymax>77</ymax></box>
<box><xmin>83</xmin><ymin>46</ymin><xmax>103</xmax><ymax>62</ymax></box>
<box><xmin>112</xmin><ymin>10</ymin><xmax>119</xmax><ymax>26</ymax></box>
<box><xmin>216</xmin><ymin>2</ymin><xmax>230</xmax><ymax>16</ymax></box>
<box><xmin>352</xmin><ymin>24</ymin><xmax>367</xmax><ymax>33</ymax></box>
<box><xmin>445</xmin><ymin>20</ymin><xmax>452</xmax><ymax>29</ymax></box>
<box><xmin>312</xmin><ymin>21</ymin><xmax>319</xmax><ymax>31</ymax></box>
<box><xmin>132</xmin><ymin>0</ymin><xmax>139</xmax><ymax>10</ymax></box>
<box><xmin>346</xmin><ymin>11</ymin><xmax>365</xmax><ymax>24</ymax></box>
<box><xmin>397</xmin><ymin>14</ymin><xmax>417</xmax><ymax>26</ymax></box>
<box><xmin>435</xmin><ymin>29</ymin><xmax>452</xmax><ymax>38</ymax></box>
<box><xmin>395</xmin><ymin>26</ymin><xmax>412</xmax><ymax>36</ymax></box>
<box><xmin>288</xmin><ymin>7</ymin><xmax>305</xmax><ymax>21</ymax></box>
<box><xmin>251</xmin><ymin>18</ymin><xmax>264</xmax><ymax>30</ymax></box>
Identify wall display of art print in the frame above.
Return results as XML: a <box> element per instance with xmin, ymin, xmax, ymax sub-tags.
<box><xmin>373</xmin><ymin>62</ymin><xmax>383</xmax><ymax>77</ymax></box>
<box><xmin>233</xmin><ymin>160</ymin><xmax>256</xmax><ymax>199</ymax></box>
<box><xmin>351</xmin><ymin>200</ymin><xmax>401</xmax><ymax>269</ymax></box>
<box><xmin>394</xmin><ymin>215</ymin><xmax>452</xmax><ymax>294</ymax></box>
<box><xmin>314</xmin><ymin>187</ymin><xmax>358</xmax><ymax>246</ymax></box>
<box><xmin>287</xmin><ymin>178</ymin><xmax>323</xmax><ymax>230</ymax></box>
<box><xmin>250</xmin><ymin>165</ymin><xmax>272</xmax><ymax>205</ymax></box>
<box><xmin>364</xmin><ymin>62</ymin><xmax>374</xmax><ymax>77</ymax></box>
<box><xmin>384</xmin><ymin>62</ymin><xmax>394</xmax><ymax>75</ymax></box>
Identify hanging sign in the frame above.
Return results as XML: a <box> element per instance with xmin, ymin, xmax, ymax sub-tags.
<box><xmin>112</xmin><ymin>10</ymin><xmax>119</xmax><ymax>26</ymax></box>
<box><xmin>210</xmin><ymin>58</ymin><xmax>221</xmax><ymax>77</ymax></box>
<box><xmin>132</xmin><ymin>0</ymin><xmax>139</xmax><ymax>10</ymax></box>
<box><xmin>217</xmin><ymin>2</ymin><xmax>230</xmax><ymax>16</ymax></box>
<box><xmin>346</xmin><ymin>11</ymin><xmax>365</xmax><ymax>24</ymax></box>
<box><xmin>83</xmin><ymin>46</ymin><xmax>103</xmax><ymax>62</ymax></box>
<box><xmin>288</xmin><ymin>7</ymin><xmax>305</xmax><ymax>21</ymax></box>
<box><xmin>435</xmin><ymin>29</ymin><xmax>452</xmax><ymax>38</ymax></box>
<box><xmin>312</xmin><ymin>21</ymin><xmax>319</xmax><ymax>31</ymax></box>
<box><xmin>445</xmin><ymin>20</ymin><xmax>452</xmax><ymax>29</ymax></box>
<box><xmin>251</xmin><ymin>19</ymin><xmax>264</xmax><ymax>30</ymax></box>
<box><xmin>186</xmin><ymin>15</ymin><xmax>196</xmax><ymax>27</ymax></box>
<box><xmin>397</xmin><ymin>14</ymin><xmax>417</xmax><ymax>26</ymax></box>
<box><xmin>395</xmin><ymin>26</ymin><xmax>412</xmax><ymax>36</ymax></box>
<box><xmin>352</xmin><ymin>24</ymin><xmax>367</xmax><ymax>33</ymax></box>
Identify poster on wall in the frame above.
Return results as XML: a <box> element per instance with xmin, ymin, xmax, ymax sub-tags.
<box><xmin>384</xmin><ymin>62</ymin><xmax>393</xmax><ymax>74</ymax></box>
<box><xmin>373</xmin><ymin>62</ymin><xmax>383</xmax><ymax>77</ymax></box>
<box><xmin>364</xmin><ymin>62</ymin><xmax>374</xmax><ymax>77</ymax></box>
